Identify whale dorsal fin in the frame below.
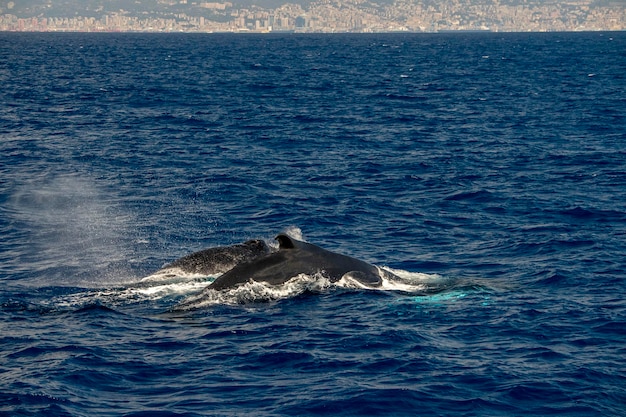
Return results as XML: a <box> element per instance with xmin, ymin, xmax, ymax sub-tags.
<box><xmin>275</xmin><ymin>234</ymin><xmax>295</xmax><ymax>249</ymax></box>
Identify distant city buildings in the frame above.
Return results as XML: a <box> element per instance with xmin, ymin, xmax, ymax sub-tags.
<box><xmin>0</xmin><ymin>0</ymin><xmax>624</xmax><ymax>32</ymax></box>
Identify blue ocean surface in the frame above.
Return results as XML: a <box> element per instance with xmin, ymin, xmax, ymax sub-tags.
<box><xmin>1</xmin><ymin>31</ymin><xmax>625</xmax><ymax>416</ymax></box>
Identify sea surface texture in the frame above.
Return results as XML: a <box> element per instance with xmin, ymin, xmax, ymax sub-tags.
<box><xmin>1</xmin><ymin>32</ymin><xmax>625</xmax><ymax>416</ymax></box>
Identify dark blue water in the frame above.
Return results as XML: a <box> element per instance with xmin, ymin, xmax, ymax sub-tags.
<box><xmin>1</xmin><ymin>31</ymin><xmax>625</xmax><ymax>416</ymax></box>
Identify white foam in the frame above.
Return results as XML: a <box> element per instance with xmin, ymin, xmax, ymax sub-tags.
<box><xmin>174</xmin><ymin>268</ymin><xmax>447</xmax><ymax>310</ymax></box>
<box><xmin>48</xmin><ymin>272</ymin><xmax>215</xmax><ymax>310</ymax></box>
<box><xmin>133</xmin><ymin>280</ymin><xmax>211</xmax><ymax>297</ymax></box>
<box><xmin>175</xmin><ymin>273</ymin><xmax>334</xmax><ymax>309</ymax></box>
<box><xmin>334</xmin><ymin>266</ymin><xmax>445</xmax><ymax>293</ymax></box>
<box><xmin>140</xmin><ymin>268</ymin><xmax>208</xmax><ymax>283</ymax></box>
<box><xmin>49</xmin><ymin>265</ymin><xmax>448</xmax><ymax>311</ymax></box>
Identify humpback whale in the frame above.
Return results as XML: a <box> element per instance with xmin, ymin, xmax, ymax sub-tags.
<box><xmin>156</xmin><ymin>239</ymin><xmax>271</xmax><ymax>276</ymax></box>
<box><xmin>201</xmin><ymin>234</ymin><xmax>397</xmax><ymax>291</ymax></box>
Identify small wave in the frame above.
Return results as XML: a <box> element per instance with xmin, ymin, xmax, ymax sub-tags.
<box><xmin>444</xmin><ymin>189</ymin><xmax>494</xmax><ymax>202</ymax></box>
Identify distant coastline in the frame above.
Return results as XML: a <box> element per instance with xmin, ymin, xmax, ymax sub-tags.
<box><xmin>1</xmin><ymin>0</ymin><xmax>624</xmax><ymax>33</ymax></box>
<box><xmin>2</xmin><ymin>26</ymin><xmax>625</xmax><ymax>34</ymax></box>
<box><xmin>438</xmin><ymin>29</ymin><xmax>491</xmax><ymax>33</ymax></box>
